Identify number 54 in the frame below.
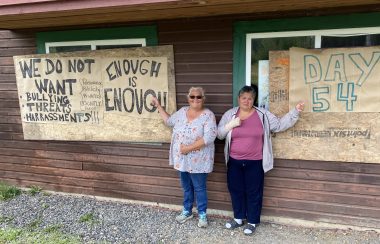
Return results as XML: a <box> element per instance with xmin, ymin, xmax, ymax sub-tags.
<box><xmin>312</xmin><ymin>82</ymin><xmax>357</xmax><ymax>112</ymax></box>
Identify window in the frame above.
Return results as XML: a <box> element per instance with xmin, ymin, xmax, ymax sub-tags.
<box><xmin>36</xmin><ymin>25</ymin><xmax>157</xmax><ymax>54</ymax></box>
<box><xmin>233</xmin><ymin>12</ymin><xmax>380</xmax><ymax>106</ymax></box>
<box><xmin>46</xmin><ymin>39</ymin><xmax>146</xmax><ymax>53</ymax></box>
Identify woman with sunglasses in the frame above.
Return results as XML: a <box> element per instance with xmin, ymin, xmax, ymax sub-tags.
<box><xmin>151</xmin><ymin>86</ymin><xmax>217</xmax><ymax>228</ymax></box>
<box><xmin>217</xmin><ymin>85</ymin><xmax>304</xmax><ymax>235</ymax></box>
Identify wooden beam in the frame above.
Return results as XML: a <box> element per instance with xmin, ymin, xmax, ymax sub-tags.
<box><xmin>1</xmin><ymin>0</ymin><xmax>380</xmax><ymax>29</ymax></box>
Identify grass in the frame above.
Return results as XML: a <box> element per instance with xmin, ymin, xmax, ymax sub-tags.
<box><xmin>0</xmin><ymin>228</ymin><xmax>22</xmax><ymax>242</ymax></box>
<box><xmin>0</xmin><ymin>182</ymin><xmax>21</xmax><ymax>201</ymax></box>
<box><xmin>42</xmin><ymin>191</ymin><xmax>52</xmax><ymax>196</ymax></box>
<box><xmin>28</xmin><ymin>217</ymin><xmax>43</xmax><ymax>229</ymax></box>
<box><xmin>79</xmin><ymin>212</ymin><xmax>100</xmax><ymax>227</ymax></box>
<box><xmin>0</xmin><ymin>215</ymin><xmax>14</xmax><ymax>224</ymax></box>
<box><xmin>44</xmin><ymin>224</ymin><xmax>64</xmax><ymax>233</ymax></box>
<box><xmin>42</xmin><ymin>203</ymin><xmax>49</xmax><ymax>209</ymax></box>
<box><xmin>28</xmin><ymin>185</ymin><xmax>42</xmax><ymax>196</ymax></box>
<box><xmin>79</xmin><ymin>212</ymin><xmax>96</xmax><ymax>223</ymax></box>
<box><xmin>0</xmin><ymin>227</ymin><xmax>81</xmax><ymax>244</ymax></box>
<box><xmin>0</xmin><ymin>182</ymin><xmax>95</xmax><ymax>243</ymax></box>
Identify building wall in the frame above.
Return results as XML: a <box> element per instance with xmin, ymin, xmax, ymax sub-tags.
<box><xmin>0</xmin><ymin>16</ymin><xmax>380</xmax><ymax>229</ymax></box>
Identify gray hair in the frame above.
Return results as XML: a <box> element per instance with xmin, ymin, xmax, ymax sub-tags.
<box><xmin>187</xmin><ymin>87</ymin><xmax>206</xmax><ymax>99</ymax></box>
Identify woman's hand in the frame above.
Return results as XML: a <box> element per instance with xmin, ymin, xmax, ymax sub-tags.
<box><xmin>151</xmin><ymin>96</ymin><xmax>170</xmax><ymax>121</ymax></box>
<box><xmin>151</xmin><ymin>96</ymin><xmax>160</xmax><ymax>108</ymax></box>
<box><xmin>180</xmin><ymin>144</ymin><xmax>191</xmax><ymax>155</ymax></box>
<box><xmin>296</xmin><ymin>101</ymin><xmax>305</xmax><ymax>112</ymax></box>
<box><xmin>225</xmin><ymin>117</ymin><xmax>241</xmax><ymax>131</ymax></box>
<box><xmin>180</xmin><ymin>137</ymin><xmax>203</xmax><ymax>154</ymax></box>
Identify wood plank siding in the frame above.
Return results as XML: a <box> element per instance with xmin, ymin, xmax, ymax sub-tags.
<box><xmin>1</xmin><ymin>16</ymin><xmax>380</xmax><ymax>230</ymax></box>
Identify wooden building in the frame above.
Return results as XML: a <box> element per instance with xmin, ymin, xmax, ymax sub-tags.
<box><xmin>1</xmin><ymin>0</ymin><xmax>380</xmax><ymax>230</ymax></box>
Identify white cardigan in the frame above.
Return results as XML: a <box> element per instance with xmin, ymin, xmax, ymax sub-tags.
<box><xmin>217</xmin><ymin>106</ymin><xmax>299</xmax><ymax>173</ymax></box>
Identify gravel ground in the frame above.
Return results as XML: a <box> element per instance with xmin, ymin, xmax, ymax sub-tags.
<box><xmin>0</xmin><ymin>192</ymin><xmax>379</xmax><ymax>244</ymax></box>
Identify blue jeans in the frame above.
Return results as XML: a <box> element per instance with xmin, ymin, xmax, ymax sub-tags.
<box><xmin>179</xmin><ymin>171</ymin><xmax>208</xmax><ymax>214</ymax></box>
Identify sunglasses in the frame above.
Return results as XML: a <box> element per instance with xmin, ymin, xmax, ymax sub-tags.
<box><xmin>189</xmin><ymin>95</ymin><xmax>203</xmax><ymax>99</ymax></box>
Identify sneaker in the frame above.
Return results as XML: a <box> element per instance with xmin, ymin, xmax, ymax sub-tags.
<box><xmin>197</xmin><ymin>213</ymin><xmax>208</xmax><ymax>228</ymax></box>
<box><xmin>175</xmin><ymin>210</ymin><xmax>193</xmax><ymax>223</ymax></box>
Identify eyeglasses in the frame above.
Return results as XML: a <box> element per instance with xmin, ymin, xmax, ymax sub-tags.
<box><xmin>189</xmin><ymin>95</ymin><xmax>203</xmax><ymax>99</ymax></box>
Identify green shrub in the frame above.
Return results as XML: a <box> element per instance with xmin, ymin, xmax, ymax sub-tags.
<box><xmin>0</xmin><ymin>182</ymin><xmax>21</xmax><ymax>201</ymax></box>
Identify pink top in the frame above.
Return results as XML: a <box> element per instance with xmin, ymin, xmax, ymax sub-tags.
<box><xmin>230</xmin><ymin>110</ymin><xmax>264</xmax><ymax>160</ymax></box>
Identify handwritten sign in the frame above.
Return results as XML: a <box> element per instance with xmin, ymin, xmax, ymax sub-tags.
<box><xmin>289</xmin><ymin>47</ymin><xmax>380</xmax><ymax>112</ymax></box>
<box><xmin>14</xmin><ymin>45</ymin><xmax>176</xmax><ymax>142</ymax></box>
<box><xmin>269</xmin><ymin>48</ymin><xmax>380</xmax><ymax>164</ymax></box>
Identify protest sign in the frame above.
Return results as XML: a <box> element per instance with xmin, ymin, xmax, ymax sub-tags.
<box><xmin>269</xmin><ymin>47</ymin><xmax>380</xmax><ymax>163</ymax></box>
<box><xmin>14</xmin><ymin>45</ymin><xmax>176</xmax><ymax>142</ymax></box>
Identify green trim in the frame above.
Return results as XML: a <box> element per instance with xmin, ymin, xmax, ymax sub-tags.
<box><xmin>233</xmin><ymin>12</ymin><xmax>380</xmax><ymax>106</ymax></box>
<box><xmin>36</xmin><ymin>25</ymin><xmax>158</xmax><ymax>54</ymax></box>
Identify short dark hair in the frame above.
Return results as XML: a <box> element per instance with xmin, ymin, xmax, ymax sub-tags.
<box><xmin>238</xmin><ymin>85</ymin><xmax>258</xmax><ymax>106</ymax></box>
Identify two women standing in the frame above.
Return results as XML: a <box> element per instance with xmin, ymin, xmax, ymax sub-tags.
<box><xmin>152</xmin><ymin>85</ymin><xmax>304</xmax><ymax>233</ymax></box>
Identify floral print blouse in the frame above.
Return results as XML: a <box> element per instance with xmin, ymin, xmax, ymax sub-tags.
<box><xmin>166</xmin><ymin>106</ymin><xmax>217</xmax><ymax>173</ymax></box>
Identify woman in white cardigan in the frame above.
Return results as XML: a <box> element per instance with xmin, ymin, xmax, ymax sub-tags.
<box><xmin>217</xmin><ymin>85</ymin><xmax>304</xmax><ymax>235</ymax></box>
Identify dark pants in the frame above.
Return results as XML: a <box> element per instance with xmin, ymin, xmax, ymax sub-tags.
<box><xmin>227</xmin><ymin>156</ymin><xmax>264</xmax><ymax>224</ymax></box>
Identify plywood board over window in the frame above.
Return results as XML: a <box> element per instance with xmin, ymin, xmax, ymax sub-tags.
<box><xmin>13</xmin><ymin>45</ymin><xmax>176</xmax><ymax>142</ymax></box>
<box><xmin>268</xmin><ymin>51</ymin><xmax>289</xmax><ymax>117</ymax></box>
<box><xmin>269</xmin><ymin>47</ymin><xmax>380</xmax><ymax>164</ymax></box>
